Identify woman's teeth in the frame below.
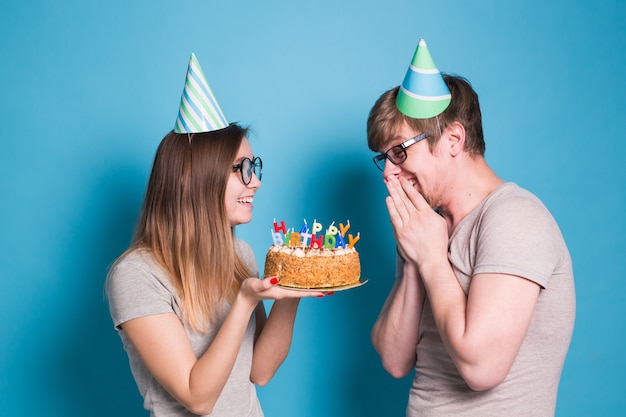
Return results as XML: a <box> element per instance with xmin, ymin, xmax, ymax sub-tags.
<box><xmin>237</xmin><ymin>197</ymin><xmax>253</xmax><ymax>203</ymax></box>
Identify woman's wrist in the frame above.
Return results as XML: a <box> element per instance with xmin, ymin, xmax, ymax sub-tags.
<box><xmin>234</xmin><ymin>289</ymin><xmax>260</xmax><ymax>315</ymax></box>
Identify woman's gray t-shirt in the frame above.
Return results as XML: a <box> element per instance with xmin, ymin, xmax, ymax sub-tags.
<box><xmin>106</xmin><ymin>239</ymin><xmax>263</xmax><ymax>417</ymax></box>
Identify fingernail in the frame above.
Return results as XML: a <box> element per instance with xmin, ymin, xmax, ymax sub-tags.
<box><xmin>270</xmin><ymin>277</ymin><xmax>279</xmax><ymax>285</ymax></box>
<box><xmin>316</xmin><ymin>294</ymin><xmax>324</xmax><ymax>298</ymax></box>
<box><xmin>326</xmin><ymin>291</ymin><xmax>335</xmax><ymax>296</ymax></box>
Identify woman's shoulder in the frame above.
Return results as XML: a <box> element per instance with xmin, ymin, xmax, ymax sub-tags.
<box><xmin>234</xmin><ymin>237</ymin><xmax>253</xmax><ymax>256</ymax></box>
<box><xmin>107</xmin><ymin>249</ymin><xmax>170</xmax><ymax>291</ymax></box>
<box><xmin>106</xmin><ymin>249</ymin><xmax>179</xmax><ymax>328</ymax></box>
<box><xmin>234</xmin><ymin>237</ymin><xmax>259</xmax><ymax>275</ymax></box>
<box><xmin>111</xmin><ymin>248</ymin><xmax>156</xmax><ymax>273</ymax></box>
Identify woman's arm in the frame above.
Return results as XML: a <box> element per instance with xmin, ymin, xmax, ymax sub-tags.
<box><xmin>250</xmin><ymin>298</ymin><xmax>301</xmax><ymax>385</ymax></box>
<box><xmin>122</xmin><ymin>288</ymin><xmax>258</xmax><ymax>415</ymax></box>
<box><xmin>122</xmin><ymin>277</ymin><xmax>322</xmax><ymax>415</ymax></box>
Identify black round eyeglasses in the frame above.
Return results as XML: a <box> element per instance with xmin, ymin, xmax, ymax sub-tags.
<box><xmin>233</xmin><ymin>156</ymin><xmax>263</xmax><ymax>185</ymax></box>
<box><xmin>372</xmin><ymin>133</ymin><xmax>429</xmax><ymax>171</ymax></box>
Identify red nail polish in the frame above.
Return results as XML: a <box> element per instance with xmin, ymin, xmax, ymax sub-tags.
<box><xmin>317</xmin><ymin>294</ymin><xmax>324</xmax><ymax>298</ymax></box>
<box><xmin>326</xmin><ymin>291</ymin><xmax>335</xmax><ymax>296</ymax></box>
<box><xmin>270</xmin><ymin>277</ymin><xmax>279</xmax><ymax>285</ymax></box>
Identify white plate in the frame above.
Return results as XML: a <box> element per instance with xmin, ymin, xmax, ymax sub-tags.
<box><xmin>277</xmin><ymin>279</ymin><xmax>368</xmax><ymax>292</ymax></box>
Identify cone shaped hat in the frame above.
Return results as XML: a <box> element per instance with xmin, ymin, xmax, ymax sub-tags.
<box><xmin>174</xmin><ymin>53</ymin><xmax>228</xmax><ymax>133</ymax></box>
<box><xmin>396</xmin><ymin>39</ymin><xmax>451</xmax><ymax>119</ymax></box>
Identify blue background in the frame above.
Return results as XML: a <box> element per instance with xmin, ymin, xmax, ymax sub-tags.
<box><xmin>1</xmin><ymin>1</ymin><xmax>624</xmax><ymax>416</ymax></box>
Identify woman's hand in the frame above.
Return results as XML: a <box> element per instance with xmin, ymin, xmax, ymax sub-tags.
<box><xmin>238</xmin><ymin>276</ymin><xmax>326</xmax><ymax>304</ymax></box>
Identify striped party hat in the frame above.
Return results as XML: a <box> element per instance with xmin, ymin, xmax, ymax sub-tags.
<box><xmin>396</xmin><ymin>39</ymin><xmax>451</xmax><ymax>119</ymax></box>
<box><xmin>174</xmin><ymin>53</ymin><xmax>228</xmax><ymax>133</ymax></box>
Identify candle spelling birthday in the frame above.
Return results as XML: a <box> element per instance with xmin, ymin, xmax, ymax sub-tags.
<box><xmin>271</xmin><ymin>219</ymin><xmax>360</xmax><ymax>250</ymax></box>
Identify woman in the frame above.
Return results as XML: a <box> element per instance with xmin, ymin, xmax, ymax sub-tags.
<box><xmin>106</xmin><ymin>124</ymin><xmax>324</xmax><ymax>416</ymax></box>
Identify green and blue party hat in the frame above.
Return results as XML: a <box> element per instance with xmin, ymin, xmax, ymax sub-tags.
<box><xmin>396</xmin><ymin>39</ymin><xmax>451</xmax><ymax>119</ymax></box>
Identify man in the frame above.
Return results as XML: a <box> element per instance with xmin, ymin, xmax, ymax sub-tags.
<box><xmin>368</xmin><ymin>39</ymin><xmax>575</xmax><ymax>416</ymax></box>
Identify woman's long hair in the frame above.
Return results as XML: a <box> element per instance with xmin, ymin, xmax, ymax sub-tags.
<box><xmin>128</xmin><ymin>124</ymin><xmax>252</xmax><ymax>332</ymax></box>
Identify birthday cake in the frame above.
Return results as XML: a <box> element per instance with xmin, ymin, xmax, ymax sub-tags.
<box><xmin>264</xmin><ymin>219</ymin><xmax>361</xmax><ymax>289</ymax></box>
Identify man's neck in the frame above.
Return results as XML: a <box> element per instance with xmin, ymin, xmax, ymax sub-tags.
<box><xmin>438</xmin><ymin>156</ymin><xmax>503</xmax><ymax>233</ymax></box>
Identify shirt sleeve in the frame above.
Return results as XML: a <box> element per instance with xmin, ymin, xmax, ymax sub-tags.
<box><xmin>473</xmin><ymin>193</ymin><xmax>564</xmax><ymax>288</ymax></box>
<box><xmin>106</xmin><ymin>254</ymin><xmax>177</xmax><ymax>329</ymax></box>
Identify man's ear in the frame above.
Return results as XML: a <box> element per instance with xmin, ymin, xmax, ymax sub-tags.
<box><xmin>444</xmin><ymin>121</ymin><xmax>465</xmax><ymax>157</ymax></box>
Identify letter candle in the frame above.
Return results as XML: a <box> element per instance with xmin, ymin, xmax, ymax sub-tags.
<box><xmin>310</xmin><ymin>233</ymin><xmax>324</xmax><ymax>249</ymax></box>
<box><xmin>273</xmin><ymin>219</ymin><xmax>287</xmax><ymax>234</ymax></box>
<box><xmin>299</xmin><ymin>219</ymin><xmax>309</xmax><ymax>234</ymax></box>
<box><xmin>326</xmin><ymin>221</ymin><xmax>338</xmax><ymax>236</ymax></box>
<box><xmin>335</xmin><ymin>233</ymin><xmax>346</xmax><ymax>248</ymax></box>
<box><xmin>312</xmin><ymin>220</ymin><xmax>323</xmax><ymax>235</ymax></box>
<box><xmin>348</xmin><ymin>232</ymin><xmax>360</xmax><ymax>248</ymax></box>
<box><xmin>271</xmin><ymin>230</ymin><xmax>284</xmax><ymax>246</ymax></box>
<box><xmin>339</xmin><ymin>220</ymin><xmax>350</xmax><ymax>237</ymax></box>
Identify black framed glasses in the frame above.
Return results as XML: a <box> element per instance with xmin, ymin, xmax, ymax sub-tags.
<box><xmin>372</xmin><ymin>132</ymin><xmax>429</xmax><ymax>171</ymax></box>
<box><xmin>233</xmin><ymin>156</ymin><xmax>262</xmax><ymax>185</ymax></box>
